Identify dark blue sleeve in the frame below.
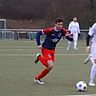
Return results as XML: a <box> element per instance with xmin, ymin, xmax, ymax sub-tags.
<box><xmin>86</xmin><ymin>34</ymin><xmax>91</xmax><ymax>46</ymax></box>
<box><xmin>36</xmin><ymin>31</ymin><xmax>43</xmax><ymax>46</ymax></box>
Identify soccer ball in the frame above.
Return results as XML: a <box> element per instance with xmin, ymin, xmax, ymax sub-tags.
<box><xmin>76</xmin><ymin>81</ymin><xmax>87</xmax><ymax>92</ymax></box>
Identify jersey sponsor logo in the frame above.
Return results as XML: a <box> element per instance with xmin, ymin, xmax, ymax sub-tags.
<box><xmin>52</xmin><ymin>34</ymin><xmax>55</xmax><ymax>36</ymax></box>
<box><xmin>52</xmin><ymin>38</ymin><xmax>59</xmax><ymax>43</ymax></box>
<box><xmin>58</xmin><ymin>33</ymin><xmax>62</xmax><ymax>37</ymax></box>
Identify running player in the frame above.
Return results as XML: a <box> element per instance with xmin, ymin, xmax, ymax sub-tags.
<box><xmin>67</xmin><ymin>17</ymin><xmax>80</xmax><ymax>50</ymax></box>
<box><xmin>85</xmin><ymin>23</ymin><xmax>96</xmax><ymax>86</ymax></box>
<box><xmin>34</xmin><ymin>18</ymin><xmax>73</xmax><ymax>84</ymax></box>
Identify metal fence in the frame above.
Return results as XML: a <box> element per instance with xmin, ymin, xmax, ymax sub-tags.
<box><xmin>0</xmin><ymin>29</ymin><xmax>88</xmax><ymax>40</ymax></box>
<box><xmin>0</xmin><ymin>29</ymin><xmax>41</xmax><ymax>40</ymax></box>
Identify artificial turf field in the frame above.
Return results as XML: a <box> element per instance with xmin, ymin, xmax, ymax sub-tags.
<box><xmin>0</xmin><ymin>39</ymin><xmax>96</xmax><ymax>96</ymax></box>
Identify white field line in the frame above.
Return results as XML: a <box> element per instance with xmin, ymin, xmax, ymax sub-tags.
<box><xmin>55</xmin><ymin>94</ymin><xmax>96</xmax><ymax>96</ymax></box>
<box><xmin>0</xmin><ymin>49</ymin><xmax>32</xmax><ymax>51</ymax></box>
<box><xmin>0</xmin><ymin>46</ymin><xmax>86</xmax><ymax>49</ymax></box>
<box><xmin>67</xmin><ymin>94</ymin><xmax>96</xmax><ymax>96</ymax></box>
<box><xmin>0</xmin><ymin>53</ymin><xmax>86</xmax><ymax>56</ymax></box>
<box><xmin>0</xmin><ymin>46</ymin><xmax>86</xmax><ymax>51</ymax></box>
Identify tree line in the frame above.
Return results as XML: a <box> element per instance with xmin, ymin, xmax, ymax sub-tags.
<box><xmin>0</xmin><ymin>0</ymin><xmax>96</xmax><ymax>28</ymax></box>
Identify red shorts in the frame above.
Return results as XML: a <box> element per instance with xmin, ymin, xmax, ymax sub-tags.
<box><xmin>41</xmin><ymin>48</ymin><xmax>55</xmax><ymax>62</ymax></box>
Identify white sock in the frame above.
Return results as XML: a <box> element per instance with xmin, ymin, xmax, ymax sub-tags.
<box><xmin>67</xmin><ymin>41</ymin><xmax>71</xmax><ymax>48</ymax></box>
<box><xmin>74</xmin><ymin>41</ymin><xmax>77</xmax><ymax>49</ymax></box>
<box><xmin>90</xmin><ymin>64</ymin><xmax>96</xmax><ymax>82</ymax></box>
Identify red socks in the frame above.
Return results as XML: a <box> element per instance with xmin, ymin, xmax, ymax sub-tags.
<box><xmin>36</xmin><ymin>56</ymin><xmax>49</xmax><ymax>80</ymax></box>
<box><xmin>36</xmin><ymin>68</ymin><xmax>49</xmax><ymax>80</ymax></box>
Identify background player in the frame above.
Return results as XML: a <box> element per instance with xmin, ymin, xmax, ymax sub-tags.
<box><xmin>85</xmin><ymin>23</ymin><xmax>96</xmax><ymax>86</ymax></box>
<box><xmin>67</xmin><ymin>17</ymin><xmax>80</xmax><ymax>50</ymax></box>
<box><xmin>34</xmin><ymin>18</ymin><xmax>73</xmax><ymax>84</ymax></box>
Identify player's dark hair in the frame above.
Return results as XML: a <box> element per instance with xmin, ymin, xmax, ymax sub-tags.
<box><xmin>55</xmin><ymin>18</ymin><xmax>64</xmax><ymax>24</ymax></box>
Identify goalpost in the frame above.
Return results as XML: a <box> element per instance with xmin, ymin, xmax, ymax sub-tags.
<box><xmin>0</xmin><ymin>19</ymin><xmax>6</xmax><ymax>39</ymax></box>
<box><xmin>0</xmin><ymin>19</ymin><xmax>6</xmax><ymax>29</ymax></box>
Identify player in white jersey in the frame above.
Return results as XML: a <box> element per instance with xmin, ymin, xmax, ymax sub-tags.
<box><xmin>67</xmin><ymin>17</ymin><xmax>80</xmax><ymax>50</ymax></box>
<box><xmin>85</xmin><ymin>23</ymin><xmax>96</xmax><ymax>86</ymax></box>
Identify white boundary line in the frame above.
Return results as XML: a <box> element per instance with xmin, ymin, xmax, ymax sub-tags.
<box><xmin>0</xmin><ymin>46</ymin><xmax>86</xmax><ymax>48</ymax></box>
<box><xmin>0</xmin><ymin>53</ymin><xmax>86</xmax><ymax>56</ymax></box>
<box><xmin>67</xmin><ymin>94</ymin><xmax>96</xmax><ymax>96</ymax></box>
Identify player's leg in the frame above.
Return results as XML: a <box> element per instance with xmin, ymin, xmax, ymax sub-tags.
<box><xmin>34</xmin><ymin>48</ymin><xmax>54</xmax><ymax>84</ymax></box>
<box><xmin>67</xmin><ymin>41</ymin><xmax>71</xmax><ymax>50</ymax></box>
<box><xmin>89</xmin><ymin>62</ymin><xmax>96</xmax><ymax>86</ymax></box>
<box><xmin>73</xmin><ymin>33</ymin><xmax>78</xmax><ymax>50</ymax></box>
<box><xmin>34</xmin><ymin>67</ymin><xmax>49</xmax><ymax>84</ymax></box>
<box><xmin>84</xmin><ymin>54</ymin><xmax>91</xmax><ymax>64</ymax></box>
<box><xmin>34</xmin><ymin>49</ymin><xmax>49</xmax><ymax>67</ymax></box>
<box><xmin>34</xmin><ymin>53</ymin><xmax>41</xmax><ymax>64</ymax></box>
<box><xmin>34</xmin><ymin>49</ymin><xmax>49</xmax><ymax>84</ymax></box>
<box><xmin>89</xmin><ymin>45</ymin><xmax>96</xmax><ymax>86</ymax></box>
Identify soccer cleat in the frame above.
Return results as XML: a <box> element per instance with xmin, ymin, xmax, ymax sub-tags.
<box><xmin>34</xmin><ymin>53</ymin><xmax>41</xmax><ymax>64</ymax></box>
<box><xmin>34</xmin><ymin>78</ymin><xmax>44</xmax><ymax>85</ymax></box>
<box><xmin>73</xmin><ymin>48</ymin><xmax>78</xmax><ymax>50</ymax></box>
<box><xmin>89</xmin><ymin>82</ymin><xmax>95</xmax><ymax>86</ymax></box>
<box><xmin>67</xmin><ymin>46</ymin><xmax>70</xmax><ymax>50</ymax></box>
<box><xmin>84</xmin><ymin>55</ymin><xmax>90</xmax><ymax>64</ymax></box>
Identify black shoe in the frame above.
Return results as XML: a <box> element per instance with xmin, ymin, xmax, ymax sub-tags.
<box><xmin>34</xmin><ymin>53</ymin><xmax>41</xmax><ymax>64</ymax></box>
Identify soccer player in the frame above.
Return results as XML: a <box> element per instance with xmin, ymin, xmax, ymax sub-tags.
<box><xmin>34</xmin><ymin>18</ymin><xmax>73</xmax><ymax>84</ymax></box>
<box><xmin>85</xmin><ymin>23</ymin><xmax>96</xmax><ymax>86</ymax></box>
<box><xmin>67</xmin><ymin>17</ymin><xmax>80</xmax><ymax>50</ymax></box>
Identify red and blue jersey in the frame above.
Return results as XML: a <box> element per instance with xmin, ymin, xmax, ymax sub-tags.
<box><xmin>36</xmin><ymin>27</ymin><xmax>72</xmax><ymax>50</ymax></box>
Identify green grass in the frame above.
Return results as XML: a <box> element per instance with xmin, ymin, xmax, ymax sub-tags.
<box><xmin>0</xmin><ymin>40</ymin><xmax>96</xmax><ymax>96</ymax></box>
